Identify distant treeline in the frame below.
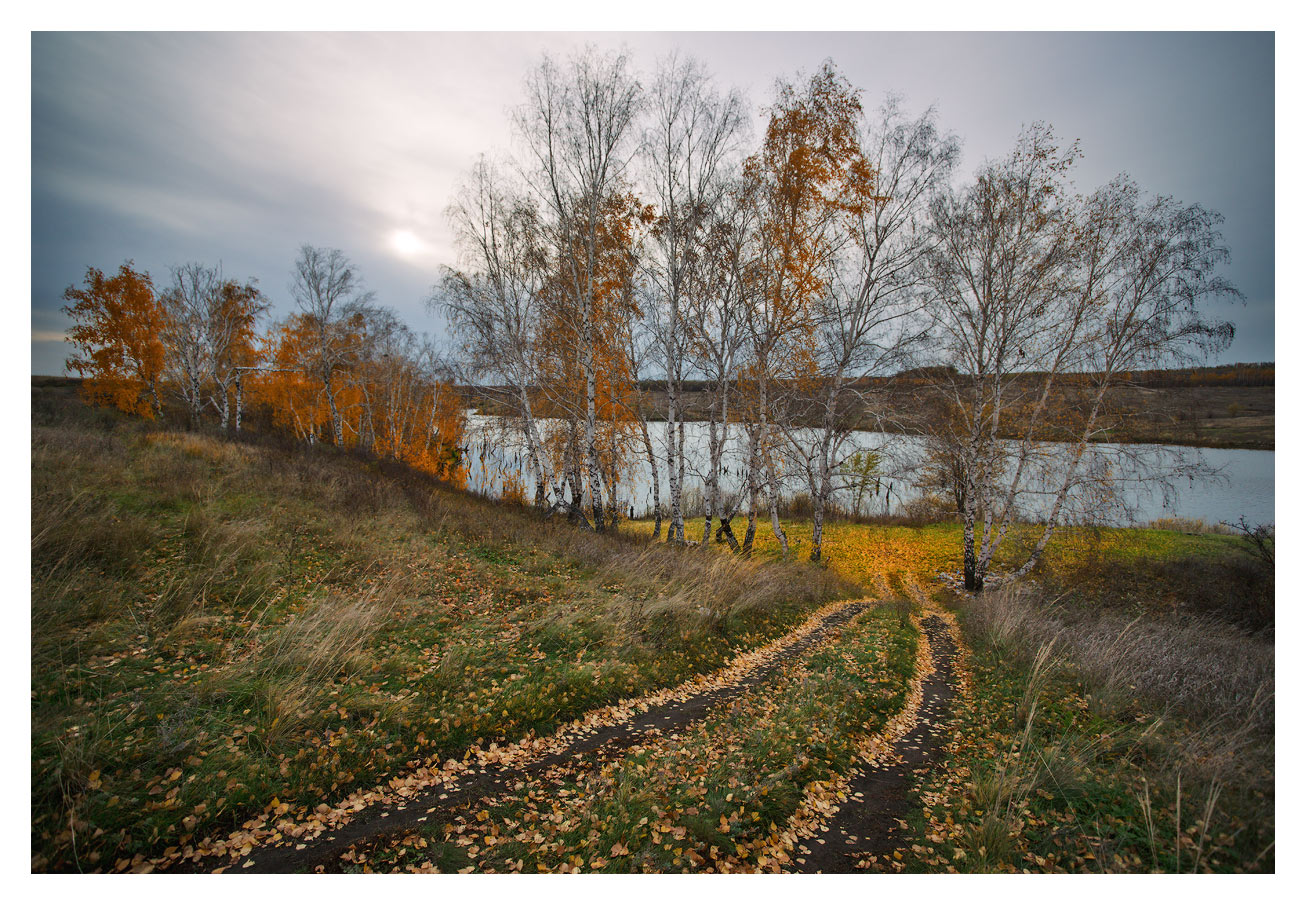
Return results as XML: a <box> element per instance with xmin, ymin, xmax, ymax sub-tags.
<box><xmin>876</xmin><ymin>362</ymin><xmax>1276</xmax><ymax>390</ymax></box>
<box><xmin>1118</xmin><ymin>362</ymin><xmax>1274</xmax><ymax>388</ymax></box>
<box><xmin>544</xmin><ymin>361</ymin><xmax>1275</xmax><ymax>397</ymax></box>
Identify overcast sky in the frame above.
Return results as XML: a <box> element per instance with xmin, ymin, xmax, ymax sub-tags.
<box><xmin>30</xmin><ymin>31</ymin><xmax>1275</xmax><ymax>375</ymax></box>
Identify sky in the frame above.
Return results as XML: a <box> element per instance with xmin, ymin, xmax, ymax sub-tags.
<box><xmin>29</xmin><ymin>31</ymin><xmax>1275</xmax><ymax>375</ymax></box>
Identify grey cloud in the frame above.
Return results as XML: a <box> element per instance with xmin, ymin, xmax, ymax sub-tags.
<box><xmin>32</xmin><ymin>31</ymin><xmax>1273</xmax><ymax>375</ymax></box>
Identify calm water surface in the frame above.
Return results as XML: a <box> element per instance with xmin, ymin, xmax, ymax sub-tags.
<box><xmin>464</xmin><ymin>416</ymin><xmax>1274</xmax><ymax>528</ymax></box>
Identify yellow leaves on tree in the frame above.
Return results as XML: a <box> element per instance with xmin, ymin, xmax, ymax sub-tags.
<box><xmin>744</xmin><ymin>62</ymin><xmax>876</xmax><ymax>362</ymax></box>
<box><xmin>62</xmin><ymin>262</ymin><xmax>168</xmax><ymax>419</ymax></box>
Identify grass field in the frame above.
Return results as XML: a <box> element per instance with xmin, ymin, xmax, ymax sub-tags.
<box><xmin>31</xmin><ymin>380</ymin><xmax>1272</xmax><ymax>873</ymax></box>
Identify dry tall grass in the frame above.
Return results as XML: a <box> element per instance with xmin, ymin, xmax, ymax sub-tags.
<box><xmin>967</xmin><ymin>585</ymin><xmax>1274</xmax><ymax>738</ymax></box>
<box><xmin>962</xmin><ymin>641</ymin><xmax>1121</xmax><ymax>868</ymax></box>
<box><xmin>959</xmin><ymin>582</ymin><xmax>1273</xmax><ymax>871</ymax></box>
<box><xmin>230</xmin><ymin>587</ymin><xmax>401</xmax><ymax>753</ymax></box>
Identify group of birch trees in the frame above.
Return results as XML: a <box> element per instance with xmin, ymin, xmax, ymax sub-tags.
<box><xmin>443</xmin><ymin>47</ymin><xmax>1242</xmax><ymax>577</ymax></box>
<box><xmin>63</xmin><ymin>246</ymin><xmax>467</xmax><ymax>483</ymax></box>
<box><xmin>919</xmin><ymin>127</ymin><xmax>1241</xmax><ymax>589</ymax></box>
<box><xmin>442</xmin><ymin>50</ymin><xmax>961</xmax><ymax>560</ymax></box>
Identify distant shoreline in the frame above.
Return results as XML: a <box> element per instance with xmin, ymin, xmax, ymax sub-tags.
<box><xmin>466</xmin><ymin>384</ymin><xmax>1275</xmax><ymax>454</ymax></box>
<box><xmin>35</xmin><ymin>373</ymin><xmax>1274</xmax><ymax>452</ymax></box>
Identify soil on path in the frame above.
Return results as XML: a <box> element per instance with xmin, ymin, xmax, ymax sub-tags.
<box><xmin>787</xmin><ymin>613</ymin><xmax>959</xmax><ymax>873</ymax></box>
<box><xmin>179</xmin><ymin>599</ymin><xmax>875</xmax><ymax>874</ymax></box>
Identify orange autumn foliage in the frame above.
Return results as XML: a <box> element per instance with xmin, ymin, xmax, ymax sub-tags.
<box><xmin>250</xmin><ymin>313</ymin><xmax>466</xmax><ymax>486</ymax></box>
<box><xmin>536</xmin><ymin>191</ymin><xmax>652</xmax><ymax>504</ymax></box>
<box><xmin>62</xmin><ymin>262</ymin><xmax>168</xmax><ymax>419</ymax></box>
<box><xmin>249</xmin><ymin>315</ymin><xmax>334</xmax><ymax>442</ymax></box>
<box><xmin>744</xmin><ymin>62</ymin><xmax>876</xmax><ymax>365</ymax></box>
<box><xmin>368</xmin><ymin>369</ymin><xmax>467</xmax><ymax>487</ymax></box>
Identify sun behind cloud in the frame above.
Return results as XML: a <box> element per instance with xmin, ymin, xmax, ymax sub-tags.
<box><xmin>389</xmin><ymin>228</ymin><xmax>425</xmax><ymax>258</ymax></box>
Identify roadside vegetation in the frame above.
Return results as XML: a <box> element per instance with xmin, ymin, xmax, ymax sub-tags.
<box><xmin>894</xmin><ymin>583</ymin><xmax>1273</xmax><ymax>873</ymax></box>
<box><xmin>31</xmin><ymin>382</ymin><xmax>853</xmax><ymax>872</ymax></box>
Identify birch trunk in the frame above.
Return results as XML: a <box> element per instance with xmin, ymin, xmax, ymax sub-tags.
<box><xmin>810</xmin><ymin>496</ymin><xmax>825</xmax><ymax>563</ymax></box>
<box><xmin>808</xmin><ymin>379</ymin><xmax>840</xmax><ymax>563</ymax></box>
<box><xmin>517</xmin><ymin>387</ymin><xmax>551</xmax><ymax>509</ymax></box>
<box><xmin>758</xmin><ymin>375</ymin><xmax>788</xmax><ymax>553</ymax></box>
<box><xmin>325</xmin><ymin>372</ymin><xmax>344</xmax><ymax>447</ymax></box>
<box><xmin>702</xmin><ymin>392</ymin><xmax>724</xmax><ymax>545</ymax></box>
<box><xmin>765</xmin><ymin>455</ymin><xmax>788</xmax><ymax>554</ymax></box>
<box><xmin>665</xmin><ymin>399</ymin><xmax>684</xmax><ymax>543</ymax></box>
<box><xmin>961</xmin><ymin>499</ymin><xmax>982</xmax><ymax>592</ymax></box>
<box><xmin>233</xmin><ymin>374</ymin><xmax>242</xmax><ymax>434</ymax></box>
<box><xmin>584</xmin><ymin>361</ymin><xmax>605</xmax><ymax>531</ymax></box>
<box><xmin>742</xmin><ymin>424</ymin><xmax>760</xmax><ymax>555</ymax></box>
<box><xmin>219</xmin><ymin>384</ymin><xmax>230</xmax><ymax>433</ymax></box>
<box><xmin>638</xmin><ymin>417</ymin><xmax>662</xmax><ymax>539</ymax></box>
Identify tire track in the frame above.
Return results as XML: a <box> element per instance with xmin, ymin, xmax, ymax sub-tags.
<box><xmin>173</xmin><ymin>597</ymin><xmax>875</xmax><ymax>874</ymax></box>
<box><xmin>785</xmin><ymin>612</ymin><xmax>959</xmax><ymax>873</ymax></box>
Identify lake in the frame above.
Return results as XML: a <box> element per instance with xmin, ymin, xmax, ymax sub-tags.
<box><xmin>463</xmin><ymin>415</ymin><xmax>1274</xmax><ymax>528</ymax></box>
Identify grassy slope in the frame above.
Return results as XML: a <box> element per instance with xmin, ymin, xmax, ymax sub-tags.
<box><xmin>31</xmin><ymin>384</ymin><xmax>855</xmax><ymax>872</ymax></box>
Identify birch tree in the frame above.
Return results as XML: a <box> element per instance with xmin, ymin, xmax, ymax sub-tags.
<box><xmin>920</xmin><ymin>125</ymin><xmax>1240</xmax><ymax>590</ymax></box>
<box><xmin>161</xmin><ymin>262</ymin><xmax>221</xmax><ymax>427</ymax></box>
<box><xmin>534</xmin><ymin>190</ymin><xmax>652</xmax><ymax>528</ymax></box>
<box><xmin>642</xmin><ymin>52</ymin><xmax>746</xmax><ymax>544</ymax></box>
<box><xmin>921</xmin><ymin>126</ymin><xmax>1082</xmax><ymax>590</ymax></box>
<box><xmin>289</xmin><ymin>244</ymin><xmax>375</xmax><ymax>448</ymax></box>
<box><xmin>514</xmin><ymin>47</ymin><xmax>643</xmax><ymax>531</ymax></box>
<box><xmin>208</xmin><ymin>278</ymin><xmax>267</xmax><ymax>432</ymax></box>
<box><xmin>687</xmin><ymin>182</ymin><xmax>754</xmax><ymax>549</ymax></box>
<box><xmin>1003</xmin><ymin>176</ymin><xmax>1241</xmax><ymax>578</ymax></box>
<box><xmin>740</xmin><ymin>61</ymin><xmax>875</xmax><ymax>554</ymax></box>
<box><xmin>441</xmin><ymin>157</ymin><xmax>561</xmax><ymax>510</ymax></box>
<box><xmin>783</xmin><ymin>98</ymin><xmax>959</xmax><ymax>561</ymax></box>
